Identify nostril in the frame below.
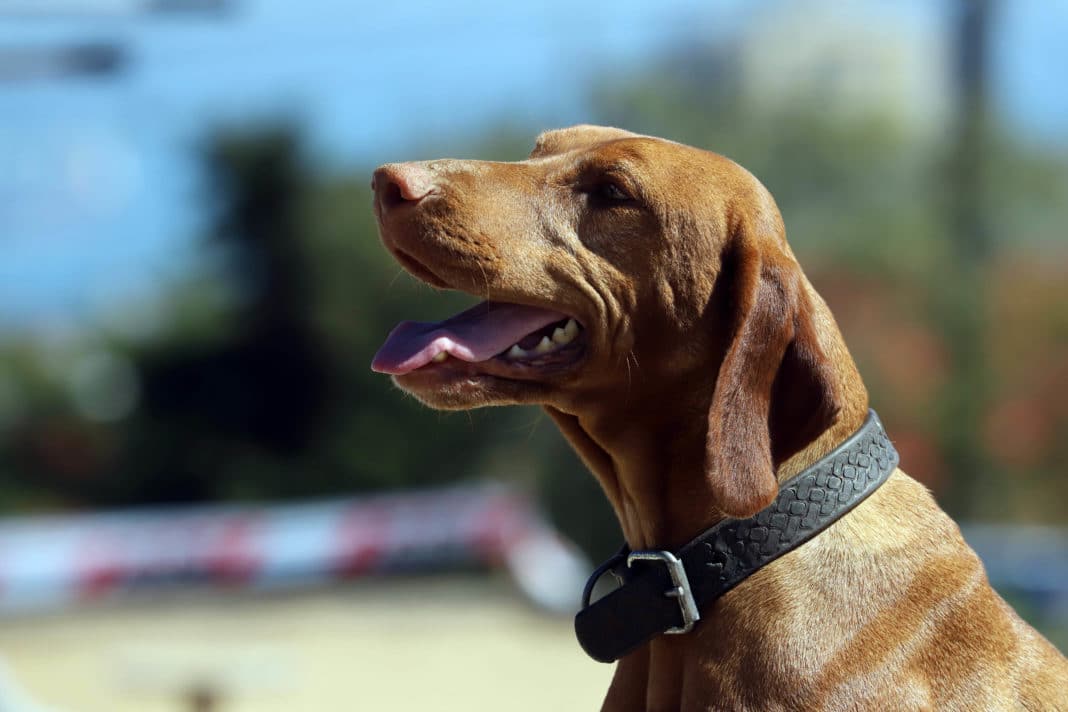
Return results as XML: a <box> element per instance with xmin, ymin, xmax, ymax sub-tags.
<box><xmin>372</xmin><ymin>164</ymin><xmax>437</xmax><ymax>213</ymax></box>
<box><xmin>380</xmin><ymin>179</ymin><xmax>408</xmax><ymax>210</ymax></box>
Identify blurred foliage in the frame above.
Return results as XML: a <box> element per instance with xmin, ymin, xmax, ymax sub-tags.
<box><xmin>0</xmin><ymin>39</ymin><xmax>1066</xmax><ymax>559</ymax></box>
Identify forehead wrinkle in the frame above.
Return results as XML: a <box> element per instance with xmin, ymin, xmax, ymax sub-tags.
<box><xmin>530</xmin><ymin>125</ymin><xmax>641</xmax><ymax>157</ymax></box>
<box><xmin>571</xmin><ymin>157</ymin><xmax>641</xmax><ymax>179</ymax></box>
<box><xmin>526</xmin><ymin>137</ymin><xmax>658</xmax><ymax>172</ymax></box>
<box><xmin>577</xmin><ymin>139</ymin><xmax>659</xmax><ymax>170</ymax></box>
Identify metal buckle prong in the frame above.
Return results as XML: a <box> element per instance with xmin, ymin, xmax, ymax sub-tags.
<box><xmin>627</xmin><ymin>549</ymin><xmax>700</xmax><ymax>634</ymax></box>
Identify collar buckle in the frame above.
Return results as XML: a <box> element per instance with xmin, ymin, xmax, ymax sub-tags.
<box><xmin>627</xmin><ymin>550</ymin><xmax>700</xmax><ymax>634</ymax></box>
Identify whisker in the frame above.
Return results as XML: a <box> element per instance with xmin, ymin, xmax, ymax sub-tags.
<box><xmin>524</xmin><ymin>413</ymin><xmax>543</xmax><ymax>443</ymax></box>
<box><xmin>624</xmin><ymin>350</ymin><xmax>642</xmax><ymax>401</ymax></box>
<box><xmin>476</xmin><ymin>259</ymin><xmax>492</xmax><ymax>300</ymax></box>
<box><xmin>388</xmin><ymin>268</ymin><xmax>407</xmax><ymax>289</ymax></box>
<box><xmin>628</xmin><ymin>350</ymin><xmax>642</xmax><ymax>373</ymax></box>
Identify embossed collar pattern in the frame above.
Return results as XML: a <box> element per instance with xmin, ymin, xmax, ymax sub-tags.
<box><xmin>574</xmin><ymin>409</ymin><xmax>900</xmax><ymax>663</ymax></box>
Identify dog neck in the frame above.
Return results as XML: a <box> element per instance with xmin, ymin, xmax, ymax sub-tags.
<box><xmin>543</xmin><ymin>294</ymin><xmax>872</xmax><ymax>709</ymax></box>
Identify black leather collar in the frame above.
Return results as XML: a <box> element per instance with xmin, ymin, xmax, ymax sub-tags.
<box><xmin>574</xmin><ymin>409</ymin><xmax>899</xmax><ymax>663</ymax></box>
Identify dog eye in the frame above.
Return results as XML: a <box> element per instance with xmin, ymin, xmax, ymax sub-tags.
<box><xmin>596</xmin><ymin>181</ymin><xmax>631</xmax><ymax>202</ymax></box>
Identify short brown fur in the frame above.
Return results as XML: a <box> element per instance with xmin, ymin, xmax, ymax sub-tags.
<box><xmin>371</xmin><ymin>125</ymin><xmax>1068</xmax><ymax>711</ymax></box>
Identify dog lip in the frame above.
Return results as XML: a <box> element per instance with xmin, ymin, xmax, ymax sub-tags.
<box><xmin>378</xmin><ymin>221</ymin><xmax>589</xmax><ymax>335</ymax></box>
<box><xmin>383</xmin><ymin>241</ymin><xmax>589</xmax><ymax>340</ymax></box>
<box><xmin>388</xmin><ymin>245</ymin><xmax>453</xmax><ymax>289</ymax></box>
<box><xmin>375</xmin><ymin>223</ymin><xmax>593</xmax><ymax>378</ymax></box>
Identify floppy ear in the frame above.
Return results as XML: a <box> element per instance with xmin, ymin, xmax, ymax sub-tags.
<box><xmin>705</xmin><ymin>225</ymin><xmax>841</xmax><ymax>518</ymax></box>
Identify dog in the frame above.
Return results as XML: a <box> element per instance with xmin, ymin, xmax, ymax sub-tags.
<box><xmin>370</xmin><ymin>125</ymin><xmax>1068</xmax><ymax>711</ymax></box>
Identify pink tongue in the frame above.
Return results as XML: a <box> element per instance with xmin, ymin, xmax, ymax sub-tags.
<box><xmin>371</xmin><ymin>301</ymin><xmax>568</xmax><ymax>375</ymax></box>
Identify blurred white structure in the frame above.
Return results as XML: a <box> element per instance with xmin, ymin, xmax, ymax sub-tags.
<box><xmin>738</xmin><ymin>0</ymin><xmax>952</xmax><ymax>134</ymax></box>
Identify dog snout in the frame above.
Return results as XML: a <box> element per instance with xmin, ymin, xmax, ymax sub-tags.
<box><xmin>372</xmin><ymin>163</ymin><xmax>438</xmax><ymax>215</ymax></box>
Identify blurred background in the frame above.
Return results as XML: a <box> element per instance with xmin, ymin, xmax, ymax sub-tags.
<box><xmin>1</xmin><ymin>0</ymin><xmax>1066</xmax><ymax>709</ymax></box>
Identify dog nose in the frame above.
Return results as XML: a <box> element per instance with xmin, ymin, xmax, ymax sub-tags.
<box><xmin>372</xmin><ymin>163</ymin><xmax>438</xmax><ymax>213</ymax></box>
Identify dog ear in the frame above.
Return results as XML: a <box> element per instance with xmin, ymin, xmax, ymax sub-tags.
<box><xmin>705</xmin><ymin>223</ymin><xmax>841</xmax><ymax>518</ymax></box>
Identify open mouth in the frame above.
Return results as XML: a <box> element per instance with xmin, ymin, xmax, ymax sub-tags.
<box><xmin>371</xmin><ymin>300</ymin><xmax>586</xmax><ymax>377</ymax></box>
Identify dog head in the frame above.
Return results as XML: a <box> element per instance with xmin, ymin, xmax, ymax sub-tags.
<box><xmin>371</xmin><ymin>125</ymin><xmax>841</xmax><ymax>517</ymax></box>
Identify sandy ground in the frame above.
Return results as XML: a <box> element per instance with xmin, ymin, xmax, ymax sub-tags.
<box><xmin>0</xmin><ymin>577</ymin><xmax>614</xmax><ymax>712</ymax></box>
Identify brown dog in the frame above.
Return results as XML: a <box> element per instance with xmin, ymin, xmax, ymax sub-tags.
<box><xmin>370</xmin><ymin>125</ymin><xmax>1068</xmax><ymax>711</ymax></box>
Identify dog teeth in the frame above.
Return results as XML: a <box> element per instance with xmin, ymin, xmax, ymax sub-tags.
<box><xmin>432</xmin><ymin>351</ymin><xmax>448</xmax><ymax>363</ymax></box>
<box><xmin>504</xmin><ymin>320</ymin><xmax>581</xmax><ymax>361</ymax></box>
<box><xmin>553</xmin><ymin>319</ymin><xmax>580</xmax><ymax>345</ymax></box>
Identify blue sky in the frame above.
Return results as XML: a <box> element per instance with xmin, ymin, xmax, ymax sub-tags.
<box><xmin>0</xmin><ymin>0</ymin><xmax>1065</xmax><ymax>334</ymax></box>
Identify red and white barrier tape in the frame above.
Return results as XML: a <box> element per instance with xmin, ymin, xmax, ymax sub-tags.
<box><xmin>0</xmin><ymin>483</ymin><xmax>589</xmax><ymax>614</ymax></box>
